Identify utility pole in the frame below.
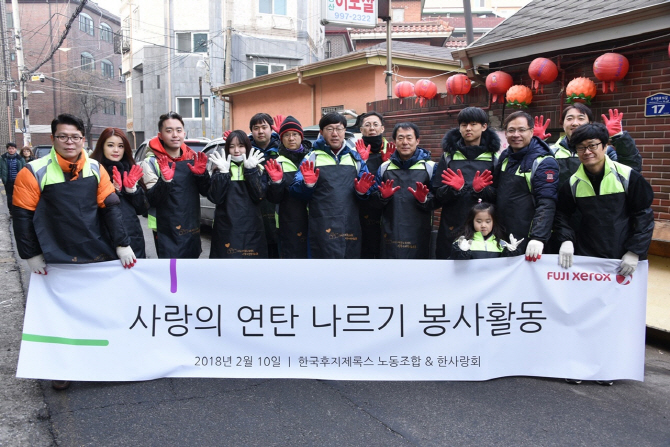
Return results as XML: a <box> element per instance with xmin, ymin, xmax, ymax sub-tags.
<box><xmin>0</xmin><ymin>0</ymin><xmax>15</xmax><ymax>144</ymax></box>
<box><xmin>385</xmin><ymin>0</ymin><xmax>392</xmax><ymax>99</ymax></box>
<box><xmin>224</xmin><ymin>20</ymin><xmax>232</xmax><ymax>131</ymax></box>
<box><xmin>11</xmin><ymin>0</ymin><xmax>30</xmax><ymax>146</ymax></box>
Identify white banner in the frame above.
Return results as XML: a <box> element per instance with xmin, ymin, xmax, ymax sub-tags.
<box><xmin>17</xmin><ymin>256</ymin><xmax>647</xmax><ymax>382</ymax></box>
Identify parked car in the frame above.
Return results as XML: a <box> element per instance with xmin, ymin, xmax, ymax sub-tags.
<box><xmin>33</xmin><ymin>145</ymin><xmax>53</xmax><ymax>159</ymax></box>
<box><xmin>133</xmin><ymin>138</ymin><xmax>210</xmax><ymax>164</ymax></box>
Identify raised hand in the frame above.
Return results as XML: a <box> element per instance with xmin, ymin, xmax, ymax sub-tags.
<box><xmin>123</xmin><ymin>165</ymin><xmax>144</xmax><ymax>191</ymax></box>
<box><xmin>188</xmin><ymin>151</ymin><xmax>209</xmax><ymax>175</ymax></box>
<box><xmin>472</xmin><ymin>170</ymin><xmax>493</xmax><ymax>192</ymax></box>
<box><xmin>112</xmin><ymin>166</ymin><xmax>122</xmax><ymax>192</ymax></box>
<box><xmin>441</xmin><ymin>168</ymin><xmax>465</xmax><ymax>191</ymax></box>
<box><xmin>243</xmin><ymin>149</ymin><xmax>265</xmax><ymax>169</ymax></box>
<box><xmin>300</xmin><ymin>161</ymin><xmax>320</xmax><ymax>186</ymax></box>
<box><xmin>381</xmin><ymin>142</ymin><xmax>396</xmax><ymax>162</ymax></box>
<box><xmin>533</xmin><ymin>115</ymin><xmax>551</xmax><ymax>139</ymax></box>
<box><xmin>408</xmin><ymin>182</ymin><xmax>429</xmax><ymax>203</ymax></box>
<box><xmin>223</xmin><ymin>130</ymin><xmax>232</xmax><ymax>140</ymax></box>
<box><xmin>602</xmin><ymin>108</ymin><xmax>623</xmax><ymax>136</ymax></box>
<box><xmin>209</xmin><ymin>151</ymin><xmax>231</xmax><ymax>174</ymax></box>
<box><xmin>157</xmin><ymin>156</ymin><xmax>176</xmax><ymax>182</ymax></box>
<box><xmin>265</xmin><ymin>158</ymin><xmax>284</xmax><ymax>182</ymax></box>
<box><xmin>355</xmin><ymin>139</ymin><xmax>371</xmax><ymax>161</ymax></box>
<box><xmin>354</xmin><ymin>172</ymin><xmax>375</xmax><ymax>194</ymax></box>
<box><xmin>378</xmin><ymin>179</ymin><xmax>400</xmax><ymax>198</ymax></box>
<box><xmin>271</xmin><ymin>115</ymin><xmax>286</xmax><ymax>133</ymax></box>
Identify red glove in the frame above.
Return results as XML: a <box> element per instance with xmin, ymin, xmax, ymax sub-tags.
<box><xmin>188</xmin><ymin>151</ymin><xmax>208</xmax><ymax>175</ymax></box>
<box><xmin>157</xmin><ymin>155</ymin><xmax>176</xmax><ymax>181</ymax></box>
<box><xmin>354</xmin><ymin>172</ymin><xmax>375</xmax><ymax>194</ymax></box>
<box><xmin>381</xmin><ymin>142</ymin><xmax>396</xmax><ymax>163</ymax></box>
<box><xmin>533</xmin><ymin>115</ymin><xmax>551</xmax><ymax>139</ymax></box>
<box><xmin>602</xmin><ymin>108</ymin><xmax>623</xmax><ymax>136</ymax></box>
<box><xmin>409</xmin><ymin>182</ymin><xmax>429</xmax><ymax>203</ymax></box>
<box><xmin>123</xmin><ymin>165</ymin><xmax>144</xmax><ymax>190</ymax></box>
<box><xmin>300</xmin><ymin>161</ymin><xmax>320</xmax><ymax>186</ymax></box>
<box><xmin>378</xmin><ymin>179</ymin><xmax>400</xmax><ymax>199</ymax></box>
<box><xmin>441</xmin><ymin>168</ymin><xmax>465</xmax><ymax>191</ymax></box>
<box><xmin>355</xmin><ymin>139</ymin><xmax>371</xmax><ymax>161</ymax></box>
<box><xmin>271</xmin><ymin>115</ymin><xmax>286</xmax><ymax>133</ymax></box>
<box><xmin>472</xmin><ymin>170</ymin><xmax>493</xmax><ymax>193</ymax></box>
<box><xmin>265</xmin><ymin>158</ymin><xmax>284</xmax><ymax>182</ymax></box>
<box><xmin>111</xmin><ymin>166</ymin><xmax>122</xmax><ymax>192</ymax></box>
<box><xmin>223</xmin><ymin>130</ymin><xmax>232</xmax><ymax>140</ymax></box>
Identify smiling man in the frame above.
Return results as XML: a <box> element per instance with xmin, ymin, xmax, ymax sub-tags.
<box><xmin>493</xmin><ymin>111</ymin><xmax>559</xmax><ymax>261</ymax></box>
<box><xmin>554</xmin><ymin>123</ymin><xmax>654</xmax><ymax>274</ymax></box>
<box><xmin>433</xmin><ymin>107</ymin><xmax>499</xmax><ymax>259</ymax></box>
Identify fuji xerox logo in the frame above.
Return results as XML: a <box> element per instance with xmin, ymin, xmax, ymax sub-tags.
<box><xmin>547</xmin><ymin>271</ymin><xmax>632</xmax><ymax>285</ymax></box>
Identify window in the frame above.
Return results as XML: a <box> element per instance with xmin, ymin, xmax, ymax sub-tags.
<box><xmin>80</xmin><ymin>52</ymin><xmax>94</xmax><ymax>71</ymax></box>
<box><xmin>104</xmin><ymin>100</ymin><xmax>115</xmax><ymax>115</ymax></box>
<box><xmin>392</xmin><ymin>8</ymin><xmax>405</xmax><ymax>22</ymax></box>
<box><xmin>101</xmin><ymin>60</ymin><xmax>114</xmax><ymax>78</ymax></box>
<box><xmin>79</xmin><ymin>13</ymin><xmax>94</xmax><ymax>36</ymax></box>
<box><xmin>176</xmin><ymin>97</ymin><xmax>209</xmax><ymax>119</ymax></box>
<box><xmin>120</xmin><ymin>102</ymin><xmax>126</xmax><ymax>117</ymax></box>
<box><xmin>140</xmin><ymin>80</ymin><xmax>143</xmax><ymax>93</ymax></box>
<box><xmin>325</xmin><ymin>41</ymin><xmax>332</xmax><ymax>59</ymax></box>
<box><xmin>157</xmin><ymin>75</ymin><xmax>160</xmax><ymax>88</ymax></box>
<box><xmin>259</xmin><ymin>0</ymin><xmax>287</xmax><ymax>15</ymax></box>
<box><xmin>6</xmin><ymin>12</ymin><xmax>12</xmax><ymax>28</ymax></box>
<box><xmin>176</xmin><ymin>32</ymin><xmax>208</xmax><ymax>53</ymax></box>
<box><xmin>100</xmin><ymin>23</ymin><xmax>113</xmax><ymax>43</ymax></box>
<box><xmin>254</xmin><ymin>63</ymin><xmax>285</xmax><ymax>77</ymax></box>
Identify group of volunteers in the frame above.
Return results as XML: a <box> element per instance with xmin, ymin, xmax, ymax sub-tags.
<box><xmin>4</xmin><ymin>103</ymin><xmax>654</xmax><ymax>280</ymax></box>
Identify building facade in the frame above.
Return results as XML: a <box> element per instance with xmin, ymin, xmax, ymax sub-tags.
<box><xmin>5</xmin><ymin>0</ymin><xmax>125</xmax><ymax>148</ymax></box>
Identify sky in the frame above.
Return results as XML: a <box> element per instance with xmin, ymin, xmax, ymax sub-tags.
<box><xmin>91</xmin><ymin>0</ymin><xmax>120</xmax><ymax>16</ymax></box>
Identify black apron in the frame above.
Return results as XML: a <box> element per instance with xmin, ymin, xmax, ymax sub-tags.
<box><xmin>276</xmin><ymin>164</ymin><xmax>308</xmax><ymax>259</ymax></box>
<box><xmin>34</xmin><ymin>175</ymin><xmax>116</xmax><ymax>263</ymax></box>
<box><xmin>118</xmin><ymin>193</ymin><xmax>146</xmax><ymax>258</ymax></box>
<box><xmin>381</xmin><ymin>167</ymin><xmax>432</xmax><ymax>259</ymax></box>
<box><xmin>308</xmin><ymin>164</ymin><xmax>362</xmax><ymax>259</ymax></box>
<box><xmin>210</xmin><ymin>166</ymin><xmax>268</xmax><ymax>259</ymax></box>
<box><xmin>575</xmin><ymin>192</ymin><xmax>629</xmax><ymax>259</ymax></box>
<box><xmin>259</xmin><ymin>154</ymin><xmax>279</xmax><ymax>257</ymax></box>
<box><xmin>359</xmin><ymin>151</ymin><xmax>384</xmax><ymax>259</ymax></box>
<box><xmin>496</xmin><ymin>163</ymin><xmax>535</xmax><ymax>254</ymax></box>
<box><xmin>155</xmin><ymin>160</ymin><xmax>202</xmax><ymax>258</ymax></box>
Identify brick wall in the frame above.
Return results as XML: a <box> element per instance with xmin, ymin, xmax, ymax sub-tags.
<box><xmin>392</xmin><ymin>0</ymin><xmax>423</xmax><ymax>22</ymax></box>
<box><xmin>369</xmin><ymin>42</ymin><xmax>670</xmax><ymax>223</ymax></box>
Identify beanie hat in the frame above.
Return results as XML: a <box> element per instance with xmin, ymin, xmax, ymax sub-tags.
<box><xmin>279</xmin><ymin>115</ymin><xmax>303</xmax><ymax>138</ymax></box>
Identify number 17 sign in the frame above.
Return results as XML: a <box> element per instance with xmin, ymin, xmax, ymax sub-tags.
<box><xmin>645</xmin><ymin>93</ymin><xmax>670</xmax><ymax>117</ymax></box>
<box><xmin>321</xmin><ymin>0</ymin><xmax>378</xmax><ymax>28</ymax></box>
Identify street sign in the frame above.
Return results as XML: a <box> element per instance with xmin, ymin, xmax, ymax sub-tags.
<box><xmin>644</xmin><ymin>93</ymin><xmax>670</xmax><ymax>117</ymax></box>
<box><xmin>321</xmin><ymin>0</ymin><xmax>377</xmax><ymax>28</ymax></box>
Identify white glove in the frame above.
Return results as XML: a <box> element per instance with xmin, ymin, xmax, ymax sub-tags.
<box><xmin>27</xmin><ymin>254</ymin><xmax>47</xmax><ymax>275</ymax></box>
<box><xmin>525</xmin><ymin>239</ymin><xmax>544</xmax><ymax>262</ymax></box>
<box><xmin>456</xmin><ymin>236</ymin><xmax>472</xmax><ymax>251</ymax></box>
<box><xmin>504</xmin><ymin>234</ymin><xmax>524</xmax><ymax>252</ymax></box>
<box><xmin>209</xmin><ymin>151</ymin><xmax>231</xmax><ymax>174</ymax></box>
<box><xmin>559</xmin><ymin>241</ymin><xmax>574</xmax><ymax>269</ymax></box>
<box><xmin>116</xmin><ymin>246</ymin><xmax>137</xmax><ymax>269</ymax></box>
<box><xmin>243</xmin><ymin>149</ymin><xmax>265</xmax><ymax>169</ymax></box>
<box><xmin>618</xmin><ymin>251</ymin><xmax>639</xmax><ymax>276</ymax></box>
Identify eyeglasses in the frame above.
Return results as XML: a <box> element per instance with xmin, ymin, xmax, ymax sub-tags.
<box><xmin>54</xmin><ymin>135</ymin><xmax>83</xmax><ymax>142</ymax></box>
<box><xmin>362</xmin><ymin>123</ymin><xmax>382</xmax><ymax>129</ymax></box>
<box><xmin>505</xmin><ymin>128</ymin><xmax>531</xmax><ymax>135</ymax></box>
<box><xmin>323</xmin><ymin>126</ymin><xmax>345</xmax><ymax>134</ymax></box>
<box><xmin>575</xmin><ymin>142</ymin><xmax>602</xmax><ymax>154</ymax></box>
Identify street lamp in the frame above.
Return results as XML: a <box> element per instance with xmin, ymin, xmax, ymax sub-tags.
<box><xmin>196</xmin><ymin>58</ymin><xmax>209</xmax><ymax>138</ymax></box>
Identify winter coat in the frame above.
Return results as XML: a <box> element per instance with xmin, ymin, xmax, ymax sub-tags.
<box><xmin>1</xmin><ymin>152</ymin><xmax>26</xmax><ymax>183</ymax></box>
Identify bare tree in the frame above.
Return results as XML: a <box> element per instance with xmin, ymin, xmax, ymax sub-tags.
<box><xmin>63</xmin><ymin>69</ymin><xmax>116</xmax><ymax>145</ymax></box>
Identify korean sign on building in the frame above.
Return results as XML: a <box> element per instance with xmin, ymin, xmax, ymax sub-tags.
<box><xmin>321</xmin><ymin>0</ymin><xmax>378</xmax><ymax>28</ymax></box>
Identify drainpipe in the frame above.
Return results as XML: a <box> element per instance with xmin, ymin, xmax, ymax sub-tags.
<box><xmin>298</xmin><ymin>70</ymin><xmax>316</xmax><ymax>125</ymax></box>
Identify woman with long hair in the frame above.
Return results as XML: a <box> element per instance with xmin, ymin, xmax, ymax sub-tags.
<box><xmin>90</xmin><ymin>128</ymin><xmax>149</xmax><ymax>258</ymax></box>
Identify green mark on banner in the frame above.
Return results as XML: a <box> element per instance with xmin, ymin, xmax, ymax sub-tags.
<box><xmin>22</xmin><ymin>333</ymin><xmax>109</xmax><ymax>346</ymax></box>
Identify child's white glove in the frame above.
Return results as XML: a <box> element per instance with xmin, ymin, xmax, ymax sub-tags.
<box><xmin>504</xmin><ymin>234</ymin><xmax>524</xmax><ymax>251</ymax></box>
<box><xmin>457</xmin><ymin>236</ymin><xmax>472</xmax><ymax>251</ymax></box>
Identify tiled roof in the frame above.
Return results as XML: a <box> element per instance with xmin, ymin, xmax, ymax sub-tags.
<box><xmin>432</xmin><ymin>16</ymin><xmax>505</xmax><ymax>29</ymax></box>
<box><xmin>350</xmin><ymin>20</ymin><xmax>453</xmax><ymax>36</ymax></box>
<box><xmin>364</xmin><ymin>40</ymin><xmax>456</xmax><ymax>61</ymax></box>
<box><xmin>470</xmin><ymin>0</ymin><xmax>670</xmax><ymax>48</ymax></box>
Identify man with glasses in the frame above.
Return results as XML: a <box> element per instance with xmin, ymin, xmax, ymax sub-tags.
<box><xmin>356</xmin><ymin>112</ymin><xmax>396</xmax><ymax>258</ymax></box>
<box><xmin>290</xmin><ymin>112</ymin><xmax>373</xmax><ymax>258</ymax></box>
<box><xmin>493</xmin><ymin>111</ymin><xmax>559</xmax><ymax>261</ymax></box>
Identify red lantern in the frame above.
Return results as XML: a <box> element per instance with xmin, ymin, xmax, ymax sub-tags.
<box><xmin>486</xmin><ymin>71</ymin><xmax>513</xmax><ymax>103</ymax></box>
<box><xmin>506</xmin><ymin>85</ymin><xmax>533</xmax><ymax>108</ymax></box>
<box><xmin>394</xmin><ymin>81</ymin><xmax>415</xmax><ymax>104</ymax></box>
<box><xmin>446</xmin><ymin>74</ymin><xmax>471</xmax><ymax>104</ymax></box>
<box><xmin>593</xmin><ymin>53</ymin><xmax>629</xmax><ymax>93</ymax></box>
<box><xmin>566</xmin><ymin>77</ymin><xmax>597</xmax><ymax>105</ymax></box>
<box><xmin>528</xmin><ymin>58</ymin><xmax>558</xmax><ymax>93</ymax></box>
<box><xmin>414</xmin><ymin>79</ymin><xmax>437</xmax><ymax>106</ymax></box>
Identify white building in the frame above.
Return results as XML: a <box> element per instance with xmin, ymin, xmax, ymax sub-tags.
<box><xmin>120</xmin><ymin>0</ymin><xmax>323</xmax><ymax>147</ymax></box>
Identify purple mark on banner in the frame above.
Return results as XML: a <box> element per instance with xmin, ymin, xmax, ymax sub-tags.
<box><xmin>170</xmin><ymin>259</ymin><xmax>177</xmax><ymax>293</ymax></box>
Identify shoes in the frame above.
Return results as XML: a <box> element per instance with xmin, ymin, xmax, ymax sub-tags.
<box><xmin>565</xmin><ymin>378</ymin><xmax>582</xmax><ymax>384</ymax></box>
<box><xmin>51</xmin><ymin>380</ymin><xmax>71</xmax><ymax>390</ymax></box>
<box><xmin>596</xmin><ymin>380</ymin><xmax>614</xmax><ymax>386</ymax></box>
